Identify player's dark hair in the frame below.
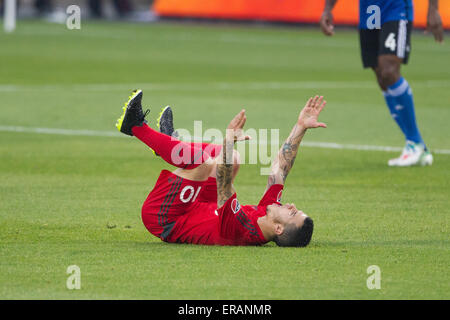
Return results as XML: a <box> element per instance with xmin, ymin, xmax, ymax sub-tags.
<box><xmin>274</xmin><ymin>217</ymin><xmax>314</xmax><ymax>247</ymax></box>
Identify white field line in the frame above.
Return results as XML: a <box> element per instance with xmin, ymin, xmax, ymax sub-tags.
<box><xmin>1</xmin><ymin>125</ymin><xmax>449</xmax><ymax>155</ymax></box>
<box><xmin>0</xmin><ymin>80</ymin><xmax>449</xmax><ymax>92</ymax></box>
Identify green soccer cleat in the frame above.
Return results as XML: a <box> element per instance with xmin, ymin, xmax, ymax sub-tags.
<box><xmin>115</xmin><ymin>89</ymin><xmax>149</xmax><ymax>136</ymax></box>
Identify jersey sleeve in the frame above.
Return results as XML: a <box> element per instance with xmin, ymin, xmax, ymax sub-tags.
<box><xmin>258</xmin><ymin>184</ymin><xmax>284</xmax><ymax>207</ymax></box>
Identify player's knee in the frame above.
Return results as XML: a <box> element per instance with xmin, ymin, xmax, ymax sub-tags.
<box><xmin>379</xmin><ymin>67</ymin><xmax>398</xmax><ymax>87</ymax></box>
<box><xmin>378</xmin><ymin>57</ymin><xmax>401</xmax><ymax>88</ymax></box>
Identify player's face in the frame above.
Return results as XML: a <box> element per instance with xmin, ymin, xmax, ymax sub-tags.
<box><xmin>269</xmin><ymin>203</ymin><xmax>308</xmax><ymax>228</ymax></box>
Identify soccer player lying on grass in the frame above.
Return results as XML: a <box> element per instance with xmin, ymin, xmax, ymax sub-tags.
<box><xmin>116</xmin><ymin>90</ymin><xmax>327</xmax><ymax>247</ymax></box>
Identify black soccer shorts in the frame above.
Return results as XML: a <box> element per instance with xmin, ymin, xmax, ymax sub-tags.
<box><xmin>359</xmin><ymin>20</ymin><xmax>412</xmax><ymax>68</ymax></box>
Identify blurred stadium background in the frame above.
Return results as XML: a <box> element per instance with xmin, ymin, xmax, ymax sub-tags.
<box><xmin>1</xmin><ymin>0</ymin><xmax>449</xmax><ymax>299</ymax></box>
<box><xmin>3</xmin><ymin>0</ymin><xmax>450</xmax><ymax>27</ymax></box>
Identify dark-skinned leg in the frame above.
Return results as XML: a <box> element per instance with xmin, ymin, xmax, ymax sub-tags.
<box><xmin>373</xmin><ymin>55</ymin><xmax>407</xmax><ymax>135</ymax></box>
<box><xmin>375</xmin><ymin>54</ymin><xmax>425</xmax><ymax>147</ymax></box>
<box><xmin>376</xmin><ymin>54</ymin><xmax>402</xmax><ymax>90</ymax></box>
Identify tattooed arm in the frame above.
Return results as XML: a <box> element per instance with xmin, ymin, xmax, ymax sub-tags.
<box><xmin>216</xmin><ymin>136</ymin><xmax>236</xmax><ymax>207</ymax></box>
<box><xmin>217</xmin><ymin>110</ymin><xmax>251</xmax><ymax>207</ymax></box>
<box><xmin>266</xmin><ymin>124</ymin><xmax>306</xmax><ymax>188</ymax></box>
<box><xmin>266</xmin><ymin>96</ymin><xmax>327</xmax><ymax>189</ymax></box>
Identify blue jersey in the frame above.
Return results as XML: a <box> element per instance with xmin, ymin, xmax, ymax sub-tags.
<box><xmin>359</xmin><ymin>0</ymin><xmax>414</xmax><ymax>29</ymax></box>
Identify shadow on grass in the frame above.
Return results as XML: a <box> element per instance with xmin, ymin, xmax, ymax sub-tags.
<box><xmin>128</xmin><ymin>240</ymin><xmax>282</xmax><ymax>252</ymax></box>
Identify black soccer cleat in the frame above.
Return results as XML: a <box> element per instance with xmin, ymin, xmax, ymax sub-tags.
<box><xmin>152</xmin><ymin>106</ymin><xmax>178</xmax><ymax>156</ymax></box>
<box><xmin>156</xmin><ymin>105</ymin><xmax>178</xmax><ymax>138</ymax></box>
<box><xmin>115</xmin><ymin>89</ymin><xmax>150</xmax><ymax>136</ymax></box>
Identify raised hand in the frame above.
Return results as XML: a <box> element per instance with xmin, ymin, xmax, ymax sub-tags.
<box><xmin>297</xmin><ymin>96</ymin><xmax>327</xmax><ymax>129</ymax></box>
<box><xmin>226</xmin><ymin>109</ymin><xmax>251</xmax><ymax>142</ymax></box>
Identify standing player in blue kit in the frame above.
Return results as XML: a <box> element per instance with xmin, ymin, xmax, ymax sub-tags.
<box><xmin>320</xmin><ymin>0</ymin><xmax>444</xmax><ymax>166</ymax></box>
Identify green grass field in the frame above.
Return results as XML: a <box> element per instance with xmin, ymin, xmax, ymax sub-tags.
<box><xmin>0</xmin><ymin>20</ymin><xmax>449</xmax><ymax>299</ymax></box>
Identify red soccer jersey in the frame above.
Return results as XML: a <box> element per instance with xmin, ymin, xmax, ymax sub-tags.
<box><xmin>165</xmin><ymin>183</ymin><xmax>284</xmax><ymax>246</ymax></box>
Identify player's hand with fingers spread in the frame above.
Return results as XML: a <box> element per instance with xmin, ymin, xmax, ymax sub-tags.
<box><xmin>226</xmin><ymin>109</ymin><xmax>251</xmax><ymax>142</ymax></box>
<box><xmin>297</xmin><ymin>96</ymin><xmax>327</xmax><ymax>130</ymax></box>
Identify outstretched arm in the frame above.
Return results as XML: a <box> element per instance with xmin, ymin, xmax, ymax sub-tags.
<box><xmin>266</xmin><ymin>96</ymin><xmax>327</xmax><ymax>189</ymax></box>
<box><xmin>216</xmin><ymin>110</ymin><xmax>250</xmax><ymax>207</ymax></box>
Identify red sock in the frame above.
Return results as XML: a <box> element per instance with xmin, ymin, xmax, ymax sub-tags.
<box><xmin>132</xmin><ymin>124</ymin><xmax>221</xmax><ymax>169</ymax></box>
